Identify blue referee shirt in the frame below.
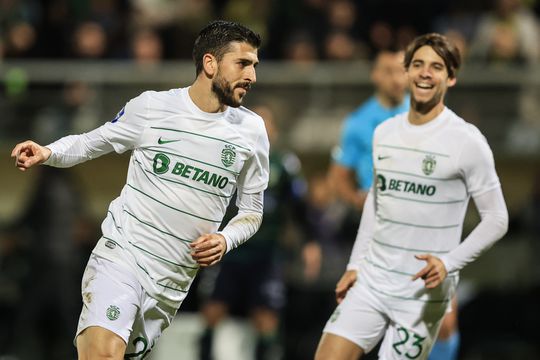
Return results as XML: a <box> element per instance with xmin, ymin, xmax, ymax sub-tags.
<box><xmin>334</xmin><ymin>95</ymin><xmax>409</xmax><ymax>190</ymax></box>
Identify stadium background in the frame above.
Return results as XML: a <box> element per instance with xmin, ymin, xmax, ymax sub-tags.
<box><xmin>1</xmin><ymin>0</ymin><xmax>539</xmax><ymax>359</ymax></box>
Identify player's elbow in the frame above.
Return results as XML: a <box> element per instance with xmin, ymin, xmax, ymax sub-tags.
<box><xmin>492</xmin><ymin>210</ymin><xmax>509</xmax><ymax>240</ymax></box>
<box><xmin>251</xmin><ymin>211</ymin><xmax>263</xmax><ymax>230</ymax></box>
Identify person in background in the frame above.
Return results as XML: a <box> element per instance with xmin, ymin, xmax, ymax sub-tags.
<box><xmin>468</xmin><ymin>0</ymin><xmax>540</xmax><ymax>66</ymax></box>
<box><xmin>329</xmin><ymin>49</ymin><xmax>409</xmax><ymax>209</ymax></box>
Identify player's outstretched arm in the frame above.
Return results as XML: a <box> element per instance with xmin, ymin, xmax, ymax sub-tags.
<box><xmin>11</xmin><ymin>140</ymin><xmax>51</xmax><ymax>171</ymax></box>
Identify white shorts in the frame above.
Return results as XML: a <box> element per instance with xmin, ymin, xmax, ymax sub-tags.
<box><xmin>323</xmin><ymin>280</ymin><xmax>447</xmax><ymax>360</ymax></box>
<box><xmin>75</xmin><ymin>253</ymin><xmax>177</xmax><ymax>357</ymax></box>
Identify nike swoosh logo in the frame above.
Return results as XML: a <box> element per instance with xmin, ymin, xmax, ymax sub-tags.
<box><xmin>378</xmin><ymin>155</ymin><xmax>391</xmax><ymax>160</ymax></box>
<box><xmin>158</xmin><ymin>137</ymin><xmax>181</xmax><ymax>144</ymax></box>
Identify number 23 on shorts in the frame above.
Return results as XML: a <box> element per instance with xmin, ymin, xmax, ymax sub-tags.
<box><xmin>392</xmin><ymin>326</ymin><xmax>426</xmax><ymax>359</ymax></box>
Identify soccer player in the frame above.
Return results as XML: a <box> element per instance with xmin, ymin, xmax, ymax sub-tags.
<box><xmin>11</xmin><ymin>20</ymin><xmax>269</xmax><ymax>359</ymax></box>
<box><xmin>315</xmin><ymin>33</ymin><xmax>508</xmax><ymax>360</ymax></box>
<box><xmin>329</xmin><ymin>49</ymin><xmax>460</xmax><ymax>359</ymax></box>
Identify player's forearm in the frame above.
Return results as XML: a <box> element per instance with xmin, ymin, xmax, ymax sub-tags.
<box><xmin>219</xmin><ymin>211</ymin><xmax>263</xmax><ymax>253</ymax></box>
<box><xmin>440</xmin><ymin>187</ymin><xmax>508</xmax><ymax>273</ymax></box>
<box><xmin>219</xmin><ymin>191</ymin><xmax>264</xmax><ymax>253</ymax></box>
<box><xmin>347</xmin><ymin>190</ymin><xmax>375</xmax><ymax>270</ymax></box>
<box><xmin>44</xmin><ymin>128</ymin><xmax>114</xmax><ymax>168</ymax></box>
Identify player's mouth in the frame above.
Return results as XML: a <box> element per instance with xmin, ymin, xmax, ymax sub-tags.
<box><xmin>415</xmin><ymin>82</ymin><xmax>434</xmax><ymax>90</ymax></box>
<box><xmin>414</xmin><ymin>82</ymin><xmax>435</xmax><ymax>97</ymax></box>
<box><xmin>236</xmin><ymin>83</ymin><xmax>251</xmax><ymax>92</ymax></box>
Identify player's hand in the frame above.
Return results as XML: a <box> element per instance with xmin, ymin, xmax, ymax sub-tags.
<box><xmin>11</xmin><ymin>140</ymin><xmax>51</xmax><ymax>171</ymax></box>
<box><xmin>190</xmin><ymin>233</ymin><xmax>227</xmax><ymax>267</ymax></box>
<box><xmin>335</xmin><ymin>270</ymin><xmax>357</xmax><ymax>304</ymax></box>
<box><xmin>412</xmin><ymin>254</ymin><xmax>447</xmax><ymax>289</ymax></box>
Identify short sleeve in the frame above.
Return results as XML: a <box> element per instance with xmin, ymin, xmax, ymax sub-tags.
<box><xmin>459</xmin><ymin>128</ymin><xmax>501</xmax><ymax>197</ymax></box>
<box><xmin>99</xmin><ymin>91</ymin><xmax>150</xmax><ymax>153</ymax></box>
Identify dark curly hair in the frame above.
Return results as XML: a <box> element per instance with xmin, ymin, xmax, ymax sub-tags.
<box><xmin>192</xmin><ymin>20</ymin><xmax>261</xmax><ymax>76</ymax></box>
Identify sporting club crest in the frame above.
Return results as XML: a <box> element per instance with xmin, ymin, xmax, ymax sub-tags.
<box><xmin>422</xmin><ymin>154</ymin><xmax>437</xmax><ymax>176</ymax></box>
<box><xmin>106</xmin><ymin>305</ymin><xmax>121</xmax><ymax>321</ymax></box>
<box><xmin>221</xmin><ymin>145</ymin><xmax>237</xmax><ymax>167</ymax></box>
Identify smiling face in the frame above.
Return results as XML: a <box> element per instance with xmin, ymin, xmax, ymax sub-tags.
<box><xmin>406</xmin><ymin>45</ymin><xmax>456</xmax><ymax>114</ymax></box>
<box><xmin>210</xmin><ymin>41</ymin><xmax>259</xmax><ymax>108</ymax></box>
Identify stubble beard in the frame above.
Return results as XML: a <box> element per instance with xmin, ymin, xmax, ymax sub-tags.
<box><xmin>212</xmin><ymin>73</ymin><xmax>242</xmax><ymax>108</ymax></box>
<box><xmin>411</xmin><ymin>90</ymin><xmax>443</xmax><ymax>115</ymax></box>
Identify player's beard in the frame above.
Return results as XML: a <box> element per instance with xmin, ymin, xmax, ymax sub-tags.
<box><xmin>211</xmin><ymin>72</ymin><xmax>250</xmax><ymax>108</ymax></box>
<box><xmin>411</xmin><ymin>87</ymin><xmax>444</xmax><ymax>115</ymax></box>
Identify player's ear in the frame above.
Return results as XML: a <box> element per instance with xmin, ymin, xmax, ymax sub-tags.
<box><xmin>202</xmin><ymin>53</ymin><xmax>218</xmax><ymax>77</ymax></box>
<box><xmin>447</xmin><ymin>76</ymin><xmax>457</xmax><ymax>88</ymax></box>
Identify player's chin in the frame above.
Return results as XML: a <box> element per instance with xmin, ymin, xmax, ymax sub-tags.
<box><xmin>233</xmin><ymin>95</ymin><xmax>245</xmax><ymax>107</ymax></box>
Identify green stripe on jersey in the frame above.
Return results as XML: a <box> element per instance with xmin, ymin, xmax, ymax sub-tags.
<box><xmin>126</xmin><ymin>184</ymin><xmax>222</xmax><ymax>223</ymax></box>
<box><xmin>158</xmin><ymin>282</ymin><xmax>189</xmax><ymax>293</ymax></box>
<box><xmin>136</xmin><ymin>263</ymin><xmax>189</xmax><ymax>293</ymax></box>
<box><xmin>379</xmin><ymin>216</ymin><xmax>460</xmax><ymax>229</ymax></box>
<box><xmin>150</xmin><ymin>127</ymin><xmax>252</xmax><ymax>152</ymax></box>
<box><xmin>376</xmin><ymin>144</ymin><xmax>450</xmax><ymax>157</ymax></box>
<box><xmin>372</xmin><ymin>238</ymin><xmax>451</xmax><ymax>254</ymax></box>
<box><xmin>123</xmin><ymin>209</ymin><xmax>192</xmax><ymax>244</ymax></box>
<box><xmin>134</xmin><ymin>158</ymin><xmax>233</xmax><ymax>198</ymax></box>
<box><xmin>366</xmin><ymin>258</ymin><xmax>415</xmax><ymax>276</ymax></box>
<box><xmin>128</xmin><ymin>240</ymin><xmax>198</xmax><ymax>270</ymax></box>
<box><xmin>366</xmin><ymin>257</ymin><xmax>458</xmax><ymax>278</ymax></box>
<box><xmin>378</xmin><ymin>192</ymin><xmax>466</xmax><ymax>204</ymax></box>
<box><xmin>366</xmin><ymin>283</ymin><xmax>450</xmax><ymax>303</ymax></box>
<box><xmin>107</xmin><ymin>211</ymin><xmax>122</xmax><ymax>230</ymax></box>
<box><xmin>146</xmin><ymin>147</ymin><xmax>240</xmax><ymax>176</ymax></box>
<box><xmin>375</xmin><ymin>168</ymin><xmax>456</xmax><ymax>181</ymax></box>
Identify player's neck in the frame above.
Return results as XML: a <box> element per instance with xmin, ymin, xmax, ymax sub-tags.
<box><xmin>408</xmin><ymin>101</ymin><xmax>445</xmax><ymax>125</ymax></box>
<box><xmin>188</xmin><ymin>81</ymin><xmax>227</xmax><ymax>113</ymax></box>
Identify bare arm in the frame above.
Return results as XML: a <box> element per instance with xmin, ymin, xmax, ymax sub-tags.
<box><xmin>328</xmin><ymin>163</ymin><xmax>367</xmax><ymax>210</ymax></box>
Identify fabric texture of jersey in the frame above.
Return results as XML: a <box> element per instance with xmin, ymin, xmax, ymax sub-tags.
<box><xmin>359</xmin><ymin>107</ymin><xmax>501</xmax><ymax>310</ymax></box>
<box><xmin>334</xmin><ymin>95</ymin><xmax>409</xmax><ymax>190</ymax></box>
<box><xmin>46</xmin><ymin>87</ymin><xmax>270</xmax><ymax>309</ymax></box>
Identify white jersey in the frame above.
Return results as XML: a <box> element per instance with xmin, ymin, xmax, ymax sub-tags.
<box><xmin>358</xmin><ymin>107</ymin><xmax>500</xmax><ymax>309</ymax></box>
<box><xmin>46</xmin><ymin>87</ymin><xmax>270</xmax><ymax>308</ymax></box>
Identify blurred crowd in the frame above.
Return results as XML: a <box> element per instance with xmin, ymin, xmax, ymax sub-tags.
<box><xmin>1</xmin><ymin>0</ymin><xmax>540</xmax><ymax>65</ymax></box>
